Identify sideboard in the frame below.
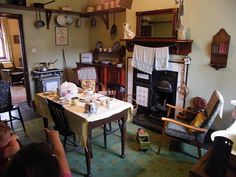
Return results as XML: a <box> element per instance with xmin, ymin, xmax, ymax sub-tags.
<box><xmin>74</xmin><ymin>62</ymin><xmax>126</xmax><ymax>89</ymax></box>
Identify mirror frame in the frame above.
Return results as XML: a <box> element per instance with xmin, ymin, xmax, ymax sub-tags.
<box><xmin>136</xmin><ymin>8</ymin><xmax>178</xmax><ymax>39</ymax></box>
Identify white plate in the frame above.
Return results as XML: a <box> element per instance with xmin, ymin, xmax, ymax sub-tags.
<box><xmin>112</xmin><ymin>41</ymin><xmax>121</xmax><ymax>52</ymax></box>
<box><xmin>101</xmin><ymin>60</ymin><xmax>110</xmax><ymax>64</ymax></box>
<box><xmin>56</xmin><ymin>15</ymin><xmax>67</xmax><ymax>26</ymax></box>
<box><xmin>116</xmin><ymin>63</ymin><xmax>123</xmax><ymax>67</ymax></box>
<box><xmin>95</xmin><ymin>41</ymin><xmax>103</xmax><ymax>49</ymax></box>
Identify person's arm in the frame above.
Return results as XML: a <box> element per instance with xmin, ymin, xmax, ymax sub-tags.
<box><xmin>45</xmin><ymin>128</ymin><xmax>71</xmax><ymax>176</ymax></box>
<box><xmin>4</xmin><ymin>134</ymin><xmax>20</xmax><ymax>159</ymax></box>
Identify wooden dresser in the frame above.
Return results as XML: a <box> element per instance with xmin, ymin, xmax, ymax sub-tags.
<box><xmin>74</xmin><ymin>62</ymin><xmax>126</xmax><ymax>89</ymax></box>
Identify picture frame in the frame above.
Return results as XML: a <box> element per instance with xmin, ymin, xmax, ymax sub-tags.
<box><xmin>13</xmin><ymin>35</ymin><xmax>20</xmax><ymax>44</ymax></box>
<box><xmin>55</xmin><ymin>27</ymin><xmax>68</xmax><ymax>46</ymax></box>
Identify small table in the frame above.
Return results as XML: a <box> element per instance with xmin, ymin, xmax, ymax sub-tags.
<box><xmin>35</xmin><ymin>93</ymin><xmax>133</xmax><ymax>177</ymax></box>
<box><xmin>211</xmin><ymin>130</ymin><xmax>236</xmax><ymax>155</ymax></box>
<box><xmin>190</xmin><ymin>148</ymin><xmax>236</xmax><ymax>177</ymax></box>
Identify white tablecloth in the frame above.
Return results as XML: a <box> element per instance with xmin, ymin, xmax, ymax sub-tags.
<box><xmin>35</xmin><ymin>93</ymin><xmax>133</xmax><ymax>147</ymax></box>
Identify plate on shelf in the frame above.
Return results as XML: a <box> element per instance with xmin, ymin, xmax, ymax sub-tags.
<box><xmin>56</xmin><ymin>15</ymin><xmax>67</xmax><ymax>26</ymax></box>
<box><xmin>65</xmin><ymin>15</ymin><xmax>74</xmax><ymax>25</ymax></box>
<box><xmin>101</xmin><ymin>60</ymin><xmax>110</xmax><ymax>65</ymax></box>
<box><xmin>112</xmin><ymin>41</ymin><xmax>120</xmax><ymax>52</ymax></box>
<box><xmin>95</xmin><ymin>41</ymin><xmax>103</xmax><ymax>49</ymax></box>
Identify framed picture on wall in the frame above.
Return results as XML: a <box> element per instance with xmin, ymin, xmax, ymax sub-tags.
<box><xmin>55</xmin><ymin>27</ymin><xmax>68</xmax><ymax>46</ymax></box>
<box><xmin>13</xmin><ymin>35</ymin><xmax>20</xmax><ymax>44</ymax></box>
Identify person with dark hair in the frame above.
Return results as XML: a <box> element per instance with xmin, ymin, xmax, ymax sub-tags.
<box><xmin>0</xmin><ymin>122</ymin><xmax>20</xmax><ymax>176</ymax></box>
<box><xmin>5</xmin><ymin>128</ymin><xmax>72</xmax><ymax>177</ymax></box>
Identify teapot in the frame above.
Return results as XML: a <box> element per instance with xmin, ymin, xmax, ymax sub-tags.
<box><xmin>85</xmin><ymin>101</ymin><xmax>97</xmax><ymax>113</ymax></box>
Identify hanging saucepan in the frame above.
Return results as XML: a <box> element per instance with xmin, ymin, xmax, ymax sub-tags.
<box><xmin>91</xmin><ymin>17</ymin><xmax>96</xmax><ymax>27</ymax></box>
<box><xmin>34</xmin><ymin>10</ymin><xmax>45</xmax><ymax>28</ymax></box>
<box><xmin>33</xmin><ymin>0</ymin><xmax>55</xmax><ymax>8</ymax></box>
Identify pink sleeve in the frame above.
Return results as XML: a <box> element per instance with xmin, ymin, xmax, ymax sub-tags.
<box><xmin>61</xmin><ymin>173</ymin><xmax>72</xmax><ymax>177</ymax></box>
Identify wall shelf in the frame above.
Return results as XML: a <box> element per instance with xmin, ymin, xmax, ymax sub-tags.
<box><xmin>0</xmin><ymin>3</ymin><xmax>83</xmax><ymax>16</ymax></box>
<box><xmin>83</xmin><ymin>7</ymin><xmax>126</xmax><ymax>17</ymax></box>
<box><xmin>0</xmin><ymin>3</ymin><xmax>126</xmax><ymax>29</ymax></box>
<box><xmin>120</xmin><ymin>38</ymin><xmax>193</xmax><ymax>55</ymax></box>
<box><xmin>210</xmin><ymin>28</ymin><xmax>230</xmax><ymax>70</ymax></box>
<box><xmin>0</xmin><ymin>3</ymin><xmax>125</xmax><ymax>17</ymax></box>
<box><xmin>83</xmin><ymin>7</ymin><xmax>126</xmax><ymax>29</ymax></box>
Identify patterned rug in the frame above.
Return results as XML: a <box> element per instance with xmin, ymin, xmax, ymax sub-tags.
<box><xmin>16</xmin><ymin>119</ymin><xmax>198</xmax><ymax>177</ymax></box>
<box><xmin>11</xmin><ymin>85</ymin><xmax>26</xmax><ymax>104</ymax></box>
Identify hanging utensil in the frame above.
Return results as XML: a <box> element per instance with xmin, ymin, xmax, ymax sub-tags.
<box><xmin>91</xmin><ymin>16</ymin><xmax>96</xmax><ymax>27</ymax></box>
<box><xmin>110</xmin><ymin>13</ymin><xmax>117</xmax><ymax>35</ymax></box>
<box><xmin>76</xmin><ymin>17</ymin><xmax>82</xmax><ymax>28</ymax></box>
<box><xmin>33</xmin><ymin>0</ymin><xmax>55</xmax><ymax>8</ymax></box>
<box><xmin>62</xmin><ymin>49</ymin><xmax>69</xmax><ymax>81</ymax></box>
<box><xmin>177</xmin><ymin>56</ymin><xmax>190</xmax><ymax>100</ymax></box>
<box><xmin>34</xmin><ymin>10</ymin><xmax>45</xmax><ymax>28</ymax></box>
<box><xmin>179</xmin><ymin>0</ymin><xmax>184</xmax><ymax>16</ymax></box>
<box><xmin>45</xmin><ymin>10</ymin><xmax>52</xmax><ymax>29</ymax></box>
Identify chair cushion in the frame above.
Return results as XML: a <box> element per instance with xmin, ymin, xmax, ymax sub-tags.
<box><xmin>189</xmin><ymin>111</ymin><xmax>207</xmax><ymax>133</ymax></box>
<box><xmin>81</xmin><ymin>80</ymin><xmax>96</xmax><ymax>91</ymax></box>
<box><xmin>77</xmin><ymin>67</ymin><xmax>97</xmax><ymax>80</ymax></box>
<box><xmin>164</xmin><ymin>122</ymin><xmax>195</xmax><ymax>141</ymax></box>
<box><xmin>193</xmin><ymin>96</ymin><xmax>207</xmax><ymax>110</ymax></box>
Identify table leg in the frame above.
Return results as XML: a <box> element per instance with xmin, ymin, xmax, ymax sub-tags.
<box><xmin>85</xmin><ymin>128</ymin><xmax>92</xmax><ymax>177</ymax></box>
<box><xmin>85</xmin><ymin>148</ymin><xmax>92</xmax><ymax>177</ymax></box>
<box><xmin>120</xmin><ymin>118</ymin><xmax>126</xmax><ymax>158</ymax></box>
<box><xmin>103</xmin><ymin>124</ymin><xmax>107</xmax><ymax>149</ymax></box>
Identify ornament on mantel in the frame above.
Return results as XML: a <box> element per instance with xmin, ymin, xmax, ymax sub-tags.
<box><xmin>178</xmin><ymin>23</ymin><xmax>187</xmax><ymax>40</ymax></box>
<box><xmin>123</xmin><ymin>22</ymin><xmax>135</xmax><ymax>39</ymax></box>
<box><xmin>175</xmin><ymin>0</ymin><xmax>187</xmax><ymax>40</ymax></box>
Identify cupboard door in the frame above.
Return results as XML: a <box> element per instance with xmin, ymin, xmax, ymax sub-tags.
<box><xmin>96</xmin><ymin>66</ymin><xmax>105</xmax><ymax>83</ymax></box>
<box><xmin>107</xmin><ymin>67</ymin><xmax>125</xmax><ymax>86</ymax></box>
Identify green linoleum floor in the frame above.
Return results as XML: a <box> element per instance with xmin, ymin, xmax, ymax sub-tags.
<box><xmin>15</xmin><ymin>118</ymin><xmax>197</xmax><ymax>177</ymax></box>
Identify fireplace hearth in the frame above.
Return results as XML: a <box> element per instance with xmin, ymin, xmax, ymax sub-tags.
<box><xmin>133</xmin><ymin>67</ymin><xmax>179</xmax><ymax>130</ymax></box>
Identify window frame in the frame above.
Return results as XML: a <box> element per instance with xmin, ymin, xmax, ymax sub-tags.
<box><xmin>0</xmin><ymin>21</ymin><xmax>7</xmax><ymax>60</ymax></box>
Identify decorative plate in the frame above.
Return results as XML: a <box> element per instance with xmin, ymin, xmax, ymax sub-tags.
<box><xmin>65</xmin><ymin>15</ymin><xmax>74</xmax><ymax>25</ymax></box>
<box><xmin>56</xmin><ymin>15</ymin><xmax>67</xmax><ymax>26</ymax></box>
<box><xmin>112</xmin><ymin>41</ymin><xmax>121</xmax><ymax>52</ymax></box>
<box><xmin>101</xmin><ymin>60</ymin><xmax>110</xmax><ymax>64</ymax></box>
<box><xmin>95</xmin><ymin>41</ymin><xmax>103</xmax><ymax>49</ymax></box>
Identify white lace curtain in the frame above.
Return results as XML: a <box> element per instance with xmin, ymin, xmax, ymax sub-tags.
<box><xmin>0</xmin><ymin>17</ymin><xmax>13</xmax><ymax>61</ymax></box>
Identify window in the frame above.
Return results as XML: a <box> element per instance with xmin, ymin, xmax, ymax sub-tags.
<box><xmin>0</xmin><ymin>22</ymin><xmax>6</xmax><ymax>59</ymax></box>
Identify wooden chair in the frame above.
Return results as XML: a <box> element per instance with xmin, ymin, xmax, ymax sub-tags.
<box><xmin>76</xmin><ymin>67</ymin><xmax>104</xmax><ymax>92</ymax></box>
<box><xmin>0</xmin><ymin>80</ymin><xmax>26</xmax><ymax>132</ymax></box>
<box><xmin>103</xmin><ymin>83</ymin><xmax>127</xmax><ymax>149</ymax></box>
<box><xmin>157</xmin><ymin>90</ymin><xmax>224</xmax><ymax>158</ymax></box>
<box><xmin>45</xmin><ymin>98</ymin><xmax>78</xmax><ymax>150</ymax></box>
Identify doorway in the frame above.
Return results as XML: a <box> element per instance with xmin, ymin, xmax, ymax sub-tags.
<box><xmin>0</xmin><ymin>12</ymin><xmax>31</xmax><ymax>106</ymax></box>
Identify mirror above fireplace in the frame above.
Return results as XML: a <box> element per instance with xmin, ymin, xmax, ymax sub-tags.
<box><xmin>121</xmin><ymin>8</ymin><xmax>193</xmax><ymax>55</ymax></box>
<box><xmin>136</xmin><ymin>8</ymin><xmax>178</xmax><ymax>39</ymax></box>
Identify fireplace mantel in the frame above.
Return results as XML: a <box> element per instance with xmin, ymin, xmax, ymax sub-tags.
<box><xmin>121</xmin><ymin>38</ymin><xmax>193</xmax><ymax>55</ymax></box>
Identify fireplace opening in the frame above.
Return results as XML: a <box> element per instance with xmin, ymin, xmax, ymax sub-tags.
<box><xmin>149</xmin><ymin>70</ymin><xmax>178</xmax><ymax>124</ymax></box>
<box><xmin>151</xmin><ymin>80</ymin><xmax>173</xmax><ymax>114</ymax></box>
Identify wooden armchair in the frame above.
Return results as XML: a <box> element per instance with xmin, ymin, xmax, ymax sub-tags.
<box><xmin>157</xmin><ymin>90</ymin><xmax>224</xmax><ymax>158</ymax></box>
